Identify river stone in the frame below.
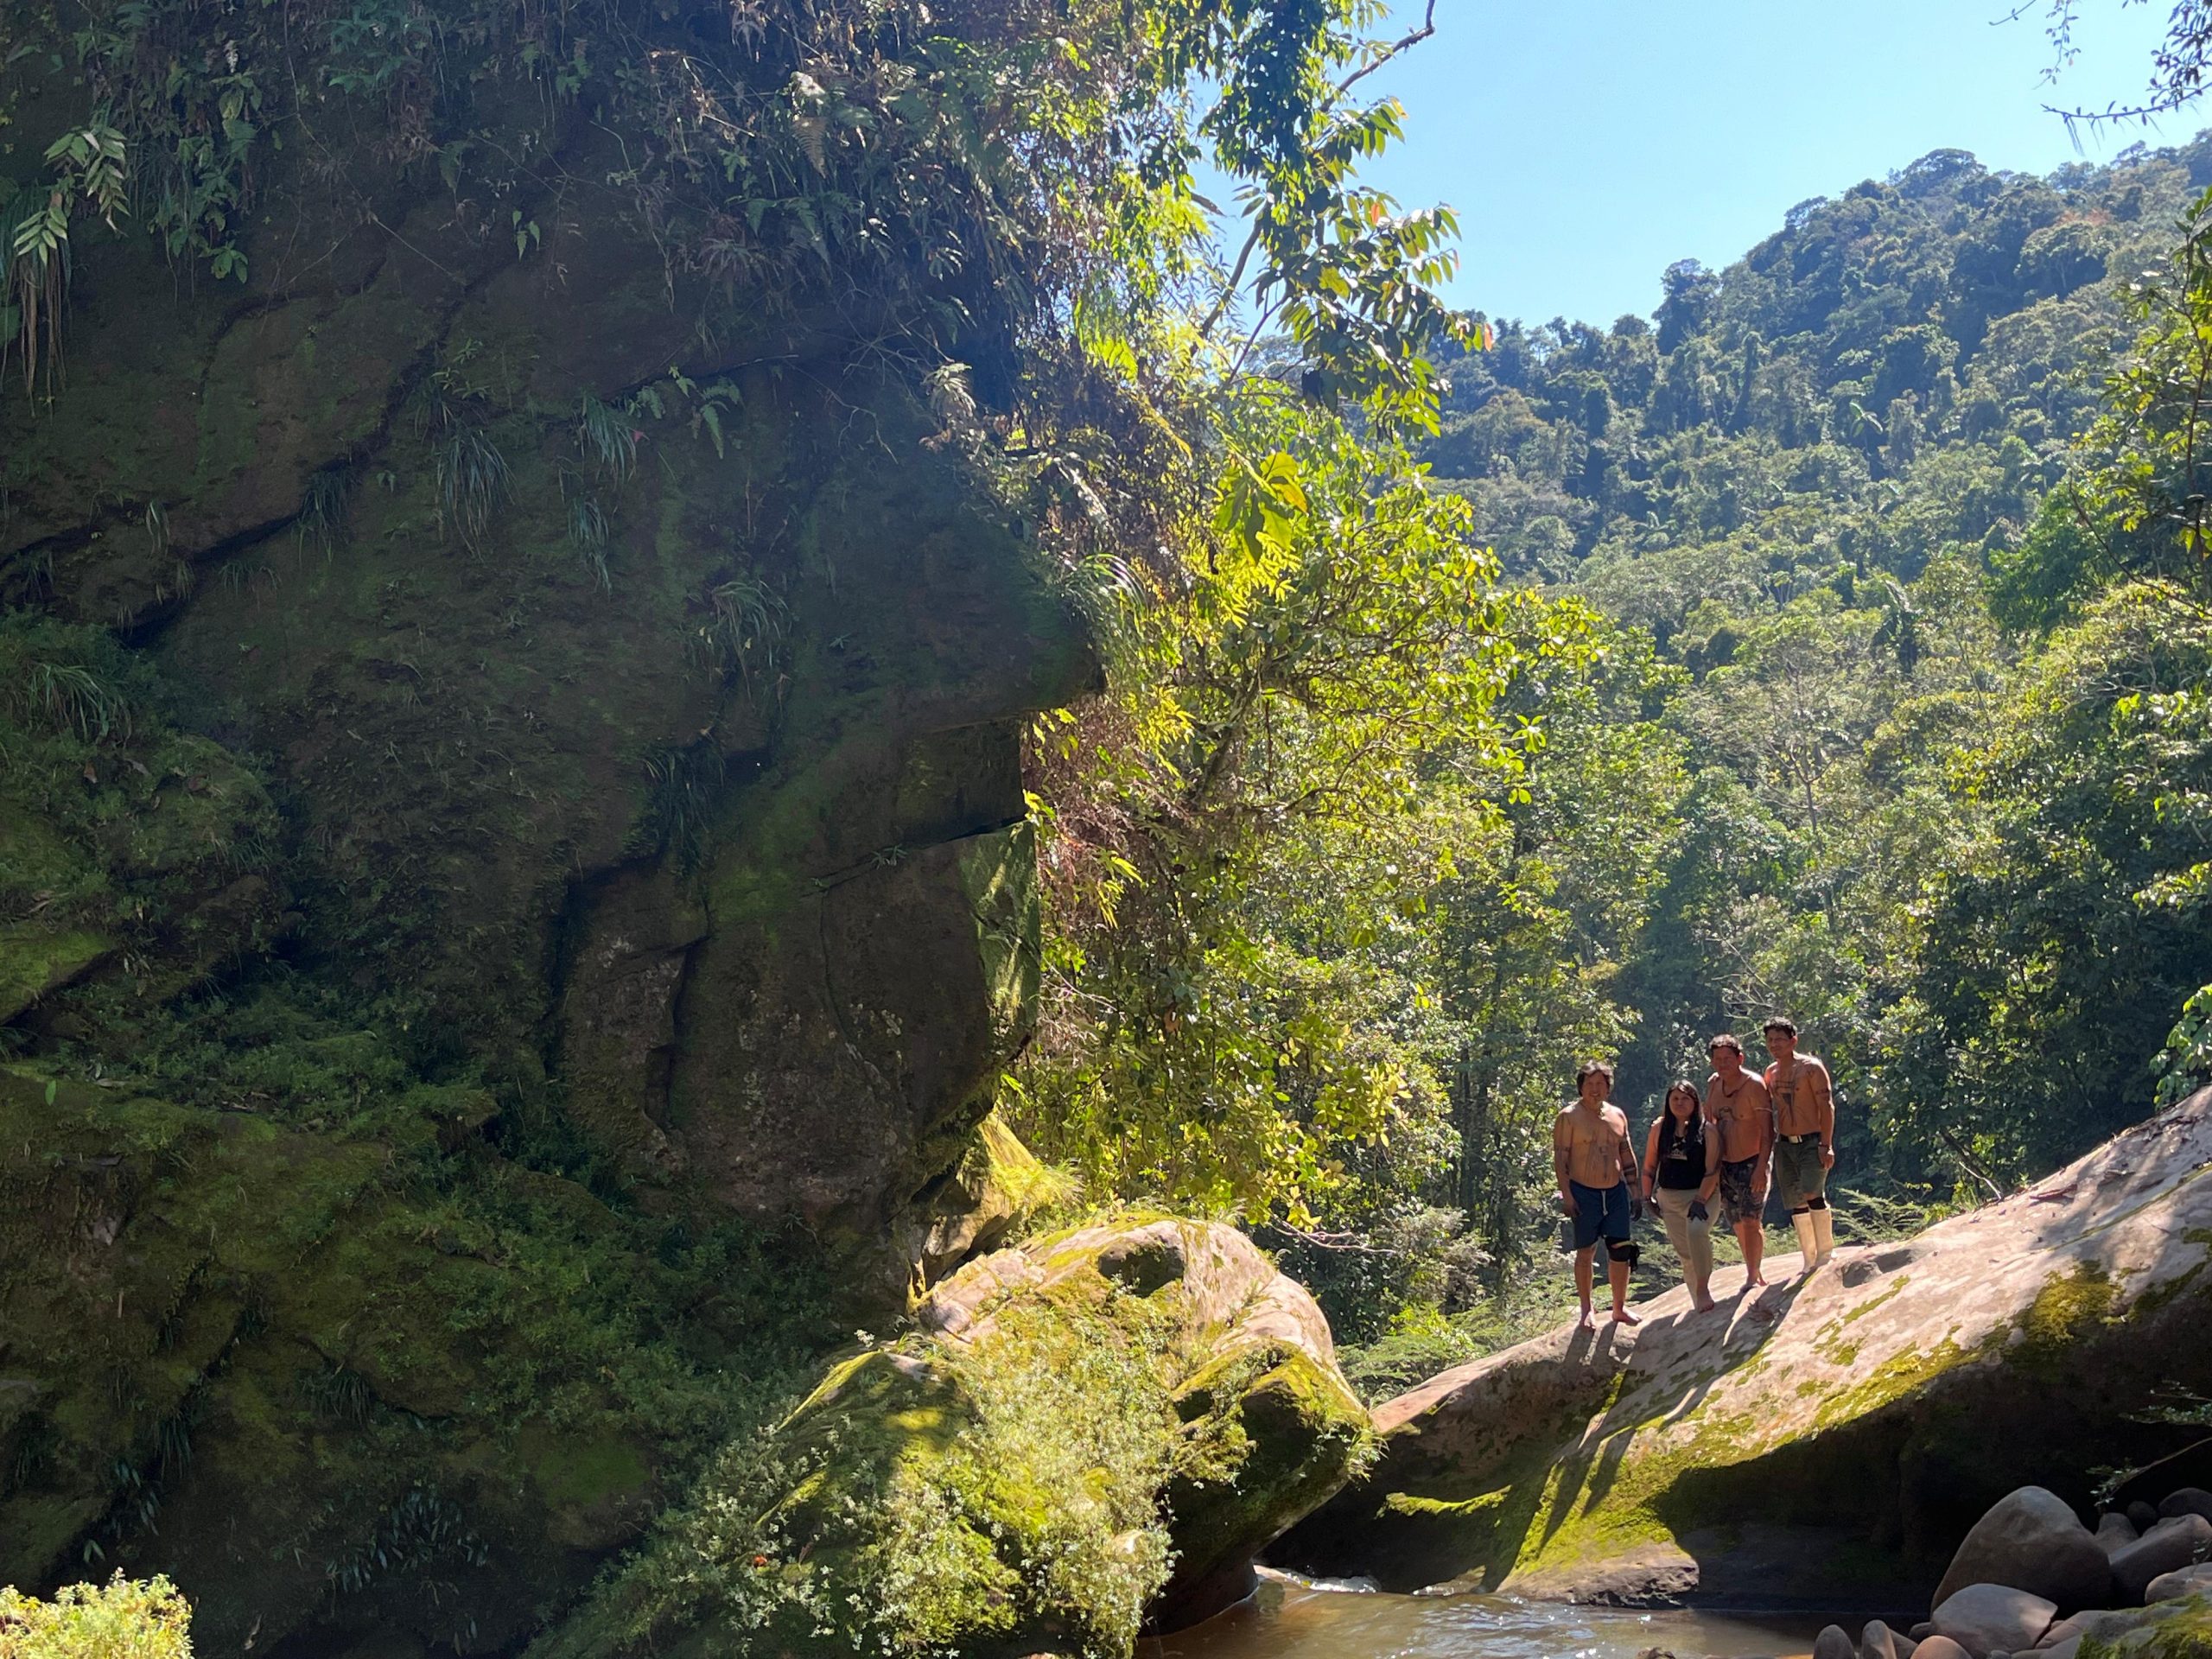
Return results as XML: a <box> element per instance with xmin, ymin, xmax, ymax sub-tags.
<box><xmin>2112</xmin><ymin>1513</ymin><xmax>2212</xmax><ymax>1603</ymax></box>
<box><xmin>2038</xmin><ymin>1617</ymin><xmax>2085</xmax><ymax>1648</ymax></box>
<box><xmin>1816</xmin><ymin>1625</ymin><xmax>1856</xmax><ymax>1659</ymax></box>
<box><xmin>2164</xmin><ymin>1488</ymin><xmax>2212</xmax><ymax>1524</ymax></box>
<box><xmin>2130</xmin><ymin>1502</ymin><xmax>2163</xmax><ymax>1534</ymax></box>
<box><xmin>1932</xmin><ymin>1583</ymin><xmax>2058</xmax><ymax>1655</ymax></box>
<box><xmin>1862</xmin><ymin>1618</ymin><xmax>1905</xmax><ymax>1658</ymax></box>
<box><xmin>2035</xmin><ymin>1640</ymin><xmax>2081</xmax><ymax>1659</ymax></box>
<box><xmin>2101</xmin><ymin>1512</ymin><xmax>2144</xmax><ymax>1554</ymax></box>
<box><xmin>2151</xmin><ymin>1563</ymin><xmax>2212</xmax><ymax>1603</ymax></box>
<box><xmin>1915</xmin><ymin>1639</ymin><xmax>1973</xmax><ymax>1659</ymax></box>
<box><xmin>1935</xmin><ymin>1486</ymin><xmax>2111</xmax><ymax>1611</ymax></box>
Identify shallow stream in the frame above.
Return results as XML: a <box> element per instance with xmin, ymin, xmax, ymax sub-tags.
<box><xmin>1142</xmin><ymin>1575</ymin><xmax>1827</xmax><ymax>1659</ymax></box>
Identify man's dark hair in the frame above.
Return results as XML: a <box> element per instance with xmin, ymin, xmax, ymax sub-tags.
<box><xmin>1707</xmin><ymin>1033</ymin><xmax>1744</xmax><ymax>1057</ymax></box>
<box><xmin>1764</xmin><ymin>1018</ymin><xmax>1799</xmax><ymax>1038</ymax></box>
<box><xmin>1576</xmin><ymin>1061</ymin><xmax>1615</xmax><ymax>1087</ymax></box>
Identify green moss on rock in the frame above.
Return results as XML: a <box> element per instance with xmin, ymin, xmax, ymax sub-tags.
<box><xmin>537</xmin><ymin>1217</ymin><xmax>1368</xmax><ymax>1659</ymax></box>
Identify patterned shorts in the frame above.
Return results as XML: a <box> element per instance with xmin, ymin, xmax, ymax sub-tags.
<box><xmin>1719</xmin><ymin>1155</ymin><xmax>1764</xmax><ymax>1230</ymax></box>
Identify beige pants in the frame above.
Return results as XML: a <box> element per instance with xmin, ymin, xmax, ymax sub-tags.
<box><xmin>1654</xmin><ymin>1185</ymin><xmax>1714</xmax><ymax>1289</ymax></box>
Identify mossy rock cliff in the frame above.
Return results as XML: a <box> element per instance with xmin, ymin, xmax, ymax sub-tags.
<box><xmin>1275</xmin><ymin>1091</ymin><xmax>2212</xmax><ymax>1609</ymax></box>
<box><xmin>0</xmin><ymin>0</ymin><xmax>1100</xmax><ymax>1644</ymax></box>
<box><xmin>536</xmin><ymin>1217</ymin><xmax>1372</xmax><ymax>1658</ymax></box>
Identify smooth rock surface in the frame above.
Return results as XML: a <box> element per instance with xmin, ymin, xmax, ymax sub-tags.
<box><xmin>1861</xmin><ymin>1617</ymin><xmax>1906</xmax><ymax>1659</ymax></box>
<box><xmin>2113</xmin><ymin>1513</ymin><xmax>2212</xmax><ymax>1604</ymax></box>
<box><xmin>2152</xmin><ymin>1563</ymin><xmax>2212</xmax><ymax>1603</ymax></box>
<box><xmin>1934</xmin><ymin>1487</ymin><xmax>2109</xmax><ymax>1610</ymax></box>
<box><xmin>1931</xmin><ymin>1583</ymin><xmax>2056</xmax><ymax>1655</ymax></box>
<box><xmin>2165</xmin><ymin>1488</ymin><xmax>2212</xmax><ymax>1524</ymax></box>
<box><xmin>1915</xmin><ymin>1638</ymin><xmax>1973</xmax><ymax>1659</ymax></box>
<box><xmin>2100</xmin><ymin>1512</ymin><xmax>2144</xmax><ymax>1554</ymax></box>
<box><xmin>1274</xmin><ymin>1096</ymin><xmax>2212</xmax><ymax>1603</ymax></box>
<box><xmin>1817</xmin><ymin>1625</ymin><xmax>1857</xmax><ymax>1659</ymax></box>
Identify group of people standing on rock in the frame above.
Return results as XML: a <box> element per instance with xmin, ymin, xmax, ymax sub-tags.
<box><xmin>1551</xmin><ymin>1019</ymin><xmax>1838</xmax><ymax>1330</ymax></box>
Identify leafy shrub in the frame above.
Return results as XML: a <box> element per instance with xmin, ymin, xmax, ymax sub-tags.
<box><xmin>0</xmin><ymin>1574</ymin><xmax>193</xmax><ymax>1658</ymax></box>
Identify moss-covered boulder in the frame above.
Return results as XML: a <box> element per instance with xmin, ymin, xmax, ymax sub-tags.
<box><xmin>2076</xmin><ymin>1591</ymin><xmax>2212</xmax><ymax>1656</ymax></box>
<box><xmin>535</xmin><ymin>1217</ymin><xmax>1370</xmax><ymax>1657</ymax></box>
<box><xmin>1275</xmin><ymin>1090</ymin><xmax>2212</xmax><ymax>1608</ymax></box>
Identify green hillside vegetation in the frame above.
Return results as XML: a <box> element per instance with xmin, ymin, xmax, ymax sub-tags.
<box><xmin>1014</xmin><ymin>133</ymin><xmax>2212</xmax><ymax>1374</ymax></box>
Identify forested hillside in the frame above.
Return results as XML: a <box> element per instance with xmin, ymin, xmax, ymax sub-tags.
<box><xmin>1424</xmin><ymin>135</ymin><xmax>2212</xmax><ymax>1185</ymax></box>
<box><xmin>1014</xmin><ymin>131</ymin><xmax>2212</xmax><ymax>1368</ymax></box>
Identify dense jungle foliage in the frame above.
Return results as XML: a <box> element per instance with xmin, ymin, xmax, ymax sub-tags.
<box><xmin>1010</xmin><ymin>130</ymin><xmax>2212</xmax><ymax>1380</ymax></box>
<box><xmin>13</xmin><ymin>0</ymin><xmax>2212</xmax><ymax>1643</ymax></box>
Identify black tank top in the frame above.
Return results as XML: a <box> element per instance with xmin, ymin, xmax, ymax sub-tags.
<box><xmin>1655</xmin><ymin>1111</ymin><xmax>1707</xmax><ymax>1190</ymax></box>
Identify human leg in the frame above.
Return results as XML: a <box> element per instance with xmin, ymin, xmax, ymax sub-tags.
<box><xmin>1719</xmin><ymin>1156</ymin><xmax>1766</xmax><ymax>1287</ymax></box>
<box><xmin>1737</xmin><ymin>1217</ymin><xmax>1765</xmax><ymax>1284</ymax></box>
<box><xmin>1599</xmin><ymin>1185</ymin><xmax>1638</xmax><ymax>1323</ymax></box>
<box><xmin>1659</xmin><ymin>1185</ymin><xmax>1716</xmax><ymax>1308</ymax></box>
<box><xmin>1569</xmin><ymin>1182</ymin><xmax>1603</xmax><ymax>1327</ymax></box>
<box><xmin>1777</xmin><ymin>1137</ymin><xmax>1834</xmax><ymax>1271</ymax></box>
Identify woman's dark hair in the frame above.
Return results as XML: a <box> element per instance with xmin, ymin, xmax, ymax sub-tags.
<box><xmin>1663</xmin><ymin>1079</ymin><xmax>1701</xmax><ymax>1116</ymax></box>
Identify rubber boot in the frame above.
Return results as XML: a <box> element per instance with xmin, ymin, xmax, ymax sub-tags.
<box><xmin>1811</xmin><ymin>1205</ymin><xmax>1834</xmax><ymax>1268</ymax></box>
<box><xmin>1791</xmin><ymin>1210</ymin><xmax>1818</xmax><ymax>1275</ymax></box>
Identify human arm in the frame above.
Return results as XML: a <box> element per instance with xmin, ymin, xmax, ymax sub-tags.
<box><xmin>1698</xmin><ymin>1119</ymin><xmax>1721</xmax><ymax>1205</ymax></box>
<box><xmin>1751</xmin><ymin>1080</ymin><xmax>1775</xmax><ymax>1195</ymax></box>
<box><xmin>1811</xmin><ymin>1061</ymin><xmax>1837</xmax><ymax>1167</ymax></box>
<box><xmin>1612</xmin><ymin>1110</ymin><xmax>1642</xmax><ymax>1212</ymax></box>
<box><xmin>1554</xmin><ymin>1117</ymin><xmax>1577</xmax><ymax>1217</ymax></box>
<box><xmin>1642</xmin><ymin>1121</ymin><xmax>1662</xmax><ymax>1202</ymax></box>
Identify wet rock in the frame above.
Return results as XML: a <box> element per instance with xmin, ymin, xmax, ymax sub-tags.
<box><xmin>2129</xmin><ymin>1501</ymin><xmax>2163</xmax><ymax>1535</ymax></box>
<box><xmin>1915</xmin><ymin>1638</ymin><xmax>1973</xmax><ymax>1659</ymax></box>
<box><xmin>1861</xmin><ymin>1617</ymin><xmax>1905</xmax><ymax>1658</ymax></box>
<box><xmin>2038</xmin><ymin>1615</ymin><xmax>2086</xmax><ymax>1648</ymax></box>
<box><xmin>1816</xmin><ymin>1625</ymin><xmax>1857</xmax><ymax>1659</ymax></box>
<box><xmin>2112</xmin><ymin>1513</ymin><xmax>2212</xmax><ymax>1603</ymax></box>
<box><xmin>2163</xmin><ymin>1487</ymin><xmax>2212</xmax><ymax>1524</ymax></box>
<box><xmin>1934</xmin><ymin>1486</ymin><xmax>2110</xmax><ymax>1611</ymax></box>
<box><xmin>1931</xmin><ymin>1583</ymin><xmax>2057</xmax><ymax>1655</ymax></box>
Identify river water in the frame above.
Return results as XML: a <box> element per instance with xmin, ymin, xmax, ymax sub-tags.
<box><xmin>1142</xmin><ymin>1575</ymin><xmax>1827</xmax><ymax>1659</ymax></box>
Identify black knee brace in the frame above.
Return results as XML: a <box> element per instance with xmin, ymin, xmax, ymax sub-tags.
<box><xmin>1805</xmin><ymin>1196</ymin><xmax>1827</xmax><ymax>1211</ymax></box>
<box><xmin>1789</xmin><ymin>1205</ymin><xmax>1810</xmax><ymax>1217</ymax></box>
<box><xmin>1607</xmin><ymin>1240</ymin><xmax>1640</xmax><ymax>1267</ymax></box>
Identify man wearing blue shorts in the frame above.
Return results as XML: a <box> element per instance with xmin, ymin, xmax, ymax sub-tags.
<box><xmin>1553</xmin><ymin>1061</ymin><xmax>1644</xmax><ymax>1329</ymax></box>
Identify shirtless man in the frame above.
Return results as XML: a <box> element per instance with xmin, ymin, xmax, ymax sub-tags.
<box><xmin>1553</xmin><ymin>1062</ymin><xmax>1644</xmax><ymax>1330</ymax></box>
<box><xmin>1764</xmin><ymin>1018</ymin><xmax>1838</xmax><ymax>1274</ymax></box>
<box><xmin>1704</xmin><ymin>1034</ymin><xmax>1774</xmax><ymax>1288</ymax></box>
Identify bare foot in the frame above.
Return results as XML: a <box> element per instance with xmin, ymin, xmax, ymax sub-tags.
<box><xmin>1611</xmin><ymin>1306</ymin><xmax>1640</xmax><ymax>1325</ymax></box>
<box><xmin>1577</xmin><ymin>1307</ymin><xmax>1599</xmax><ymax>1332</ymax></box>
<box><xmin>1693</xmin><ymin>1294</ymin><xmax>1717</xmax><ymax>1313</ymax></box>
<box><xmin>1746</xmin><ymin>1271</ymin><xmax>1768</xmax><ymax>1288</ymax></box>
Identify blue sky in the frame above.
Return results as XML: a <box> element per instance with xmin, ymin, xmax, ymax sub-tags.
<box><xmin>1327</xmin><ymin>0</ymin><xmax>2186</xmax><ymax>327</ymax></box>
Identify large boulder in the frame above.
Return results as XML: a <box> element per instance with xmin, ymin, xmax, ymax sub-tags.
<box><xmin>1275</xmin><ymin>1094</ymin><xmax>2212</xmax><ymax>1605</ymax></box>
<box><xmin>531</xmin><ymin>1217</ymin><xmax>1370</xmax><ymax>1658</ymax></box>
<box><xmin>1930</xmin><ymin>1583</ymin><xmax>2056</xmax><ymax>1654</ymax></box>
<box><xmin>2113</xmin><ymin>1516</ymin><xmax>2212</xmax><ymax>1604</ymax></box>
<box><xmin>2152</xmin><ymin>1567</ymin><xmax>2212</xmax><ymax>1604</ymax></box>
<box><xmin>2071</xmin><ymin>1588</ymin><xmax>2212</xmax><ymax>1654</ymax></box>
<box><xmin>1935</xmin><ymin>1488</ymin><xmax>2111</xmax><ymax>1611</ymax></box>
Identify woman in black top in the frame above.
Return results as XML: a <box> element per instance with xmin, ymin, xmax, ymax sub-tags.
<box><xmin>1643</xmin><ymin>1079</ymin><xmax>1721</xmax><ymax>1312</ymax></box>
